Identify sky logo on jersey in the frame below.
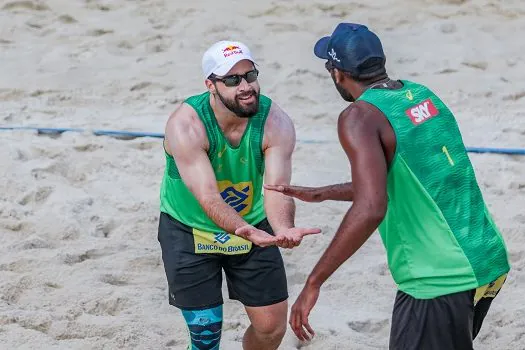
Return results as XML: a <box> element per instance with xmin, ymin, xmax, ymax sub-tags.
<box><xmin>405</xmin><ymin>98</ymin><xmax>439</xmax><ymax>125</ymax></box>
<box><xmin>222</xmin><ymin>45</ymin><xmax>242</xmax><ymax>57</ymax></box>
<box><xmin>214</xmin><ymin>232</ymin><xmax>231</xmax><ymax>244</ymax></box>
<box><xmin>218</xmin><ymin>180</ymin><xmax>253</xmax><ymax>216</ymax></box>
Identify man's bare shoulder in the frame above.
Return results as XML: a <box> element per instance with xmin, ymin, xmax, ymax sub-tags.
<box><xmin>165</xmin><ymin>102</ymin><xmax>207</xmax><ymax>155</ymax></box>
<box><xmin>166</xmin><ymin>102</ymin><xmax>200</xmax><ymax>128</ymax></box>
<box><xmin>263</xmin><ymin>101</ymin><xmax>296</xmax><ymax>150</ymax></box>
<box><xmin>338</xmin><ymin>100</ymin><xmax>385</xmax><ymax>130</ymax></box>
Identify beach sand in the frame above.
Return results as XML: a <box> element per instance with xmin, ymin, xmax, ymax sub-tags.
<box><xmin>1</xmin><ymin>0</ymin><xmax>524</xmax><ymax>349</ymax></box>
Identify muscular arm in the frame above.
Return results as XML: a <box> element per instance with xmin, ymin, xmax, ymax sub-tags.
<box><xmin>316</xmin><ymin>182</ymin><xmax>354</xmax><ymax>201</ymax></box>
<box><xmin>165</xmin><ymin>103</ymin><xmax>250</xmax><ymax>235</ymax></box>
<box><xmin>305</xmin><ymin>102</ymin><xmax>388</xmax><ymax>288</ymax></box>
<box><xmin>262</xmin><ymin>103</ymin><xmax>297</xmax><ymax>231</ymax></box>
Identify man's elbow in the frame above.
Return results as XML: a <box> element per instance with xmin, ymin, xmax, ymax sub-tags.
<box><xmin>364</xmin><ymin>200</ymin><xmax>387</xmax><ymax>225</ymax></box>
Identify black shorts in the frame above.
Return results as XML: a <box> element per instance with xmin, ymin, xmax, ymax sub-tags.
<box><xmin>390</xmin><ymin>274</ymin><xmax>507</xmax><ymax>350</ymax></box>
<box><xmin>157</xmin><ymin>212</ymin><xmax>288</xmax><ymax>310</ymax></box>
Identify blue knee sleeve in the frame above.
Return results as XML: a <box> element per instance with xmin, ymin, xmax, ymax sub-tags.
<box><xmin>181</xmin><ymin>305</ymin><xmax>223</xmax><ymax>350</ymax></box>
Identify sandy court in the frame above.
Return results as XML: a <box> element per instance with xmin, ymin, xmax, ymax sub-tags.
<box><xmin>1</xmin><ymin>0</ymin><xmax>524</xmax><ymax>349</ymax></box>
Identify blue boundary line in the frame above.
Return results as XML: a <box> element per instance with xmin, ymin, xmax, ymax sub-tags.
<box><xmin>1</xmin><ymin>126</ymin><xmax>524</xmax><ymax>155</ymax></box>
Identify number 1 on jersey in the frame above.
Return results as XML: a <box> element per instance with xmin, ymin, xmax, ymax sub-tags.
<box><xmin>442</xmin><ymin>146</ymin><xmax>455</xmax><ymax>166</ymax></box>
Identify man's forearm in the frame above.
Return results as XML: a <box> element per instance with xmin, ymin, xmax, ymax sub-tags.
<box><xmin>319</xmin><ymin>182</ymin><xmax>354</xmax><ymax>201</ymax></box>
<box><xmin>200</xmin><ymin>195</ymin><xmax>250</xmax><ymax>236</ymax></box>
<box><xmin>264</xmin><ymin>192</ymin><xmax>296</xmax><ymax>232</ymax></box>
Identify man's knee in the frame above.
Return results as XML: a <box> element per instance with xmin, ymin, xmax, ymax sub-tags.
<box><xmin>252</xmin><ymin>319</ymin><xmax>286</xmax><ymax>341</ymax></box>
<box><xmin>247</xmin><ymin>301</ymin><xmax>288</xmax><ymax>341</ymax></box>
<box><xmin>181</xmin><ymin>305</ymin><xmax>223</xmax><ymax>350</ymax></box>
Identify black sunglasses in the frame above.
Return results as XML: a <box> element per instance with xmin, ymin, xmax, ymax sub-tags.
<box><xmin>211</xmin><ymin>69</ymin><xmax>259</xmax><ymax>87</ymax></box>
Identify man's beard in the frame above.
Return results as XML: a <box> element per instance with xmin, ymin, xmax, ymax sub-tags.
<box><xmin>216</xmin><ymin>89</ymin><xmax>260</xmax><ymax>118</ymax></box>
<box><xmin>332</xmin><ymin>75</ymin><xmax>355</xmax><ymax>102</ymax></box>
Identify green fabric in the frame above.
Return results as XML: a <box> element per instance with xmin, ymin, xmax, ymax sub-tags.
<box><xmin>160</xmin><ymin>91</ymin><xmax>270</xmax><ymax>233</ymax></box>
<box><xmin>357</xmin><ymin>80</ymin><xmax>510</xmax><ymax>298</ymax></box>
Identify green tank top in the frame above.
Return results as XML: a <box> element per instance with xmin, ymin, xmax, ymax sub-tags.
<box><xmin>357</xmin><ymin>80</ymin><xmax>510</xmax><ymax>299</ymax></box>
<box><xmin>160</xmin><ymin>91</ymin><xmax>269</xmax><ymax>233</ymax></box>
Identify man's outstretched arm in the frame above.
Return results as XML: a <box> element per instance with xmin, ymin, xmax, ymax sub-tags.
<box><xmin>264</xmin><ymin>182</ymin><xmax>354</xmax><ymax>202</ymax></box>
<box><xmin>289</xmin><ymin>102</ymin><xmax>388</xmax><ymax>340</ymax></box>
<box><xmin>305</xmin><ymin>103</ymin><xmax>388</xmax><ymax>287</ymax></box>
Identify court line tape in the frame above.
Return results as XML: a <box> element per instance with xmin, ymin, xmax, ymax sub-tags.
<box><xmin>1</xmin><ymin>126</ymin><xmax>524</xmax><ymax>155</ymax></box>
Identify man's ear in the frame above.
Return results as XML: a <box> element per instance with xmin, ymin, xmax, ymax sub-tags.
<box><xmin>333</xmin><ymin>69</ymin><xmax>346</xmax><ymax>85</ymax></box>
<box><xmin>205</xmin><ymin>79</ymin><xmax>216</xmax><ymax>93</ymax></box>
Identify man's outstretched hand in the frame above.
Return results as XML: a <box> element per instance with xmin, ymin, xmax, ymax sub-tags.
<box><xmin>235</xmin><ymin>225</ymin><xmax>321</xmax><ymax>248</ymax></box>
<box><xmin>264</xmin><ymin>184</ymin><xmax>325</xmax><ymax>203</ymax></box>
<box><xmin>235</xmin><ymin>225</ymin><xmax>281</xmax><ymax>247</ymax></box>
<box><xmin>274</xmin><ymin>227</ymin><xmax>322</xmax><ymax>248</ymax></box>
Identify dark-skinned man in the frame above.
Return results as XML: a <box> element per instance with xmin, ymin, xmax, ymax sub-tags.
<box><xmin>266</xmin><ymin>23</ymin><xmax>510</xmax><ymax>350</ymax></box>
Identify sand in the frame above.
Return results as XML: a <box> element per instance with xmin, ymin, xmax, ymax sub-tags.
<box><xmin>1</xmin><ymin>0</ymin><xmax>524</xmax><ymax>349</ymax></box>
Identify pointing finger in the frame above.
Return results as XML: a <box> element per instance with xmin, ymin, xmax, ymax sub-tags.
<box><xmin>299</xmin><ymin>228</ymin><xmax>322</xmax><ymax>237</ymax></box>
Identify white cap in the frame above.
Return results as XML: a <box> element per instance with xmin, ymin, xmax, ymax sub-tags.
<box><xmin>201</xmin><ymin>40</ymin><xmax>256</xmax><ymax>79</ymax></box>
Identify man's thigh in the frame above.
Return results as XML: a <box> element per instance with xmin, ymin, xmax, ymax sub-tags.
<box><xmin>390</xmin><ymin>289</ymin><xmax>475</xmax><ymax>350</ymax></box>
<box><xmin>157</xmin><ymin>212</ymin><xmax>223</xmax><ymax>310</ymax></box>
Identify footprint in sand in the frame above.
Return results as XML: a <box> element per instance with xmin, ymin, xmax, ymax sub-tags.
<box><xmin>51</xmin><ymin>320</ymin><xmax>117</xmax><ymax>341</ymax></box>
<box><xmin>1</xmin><ymin>275</ymin><xmax>33</xmax><ymax>304</ymax></box>
<box><xmin>90</xmin><ymin>216</ymin><xmax>114</xmax><ymax>238</ymax></box>
<box><xmin>18</xmin><ymin>186</ymin><xmax>54</xmax><ymax>206</ymax></box>
<box><xmin>502</xmin><ymin>91</ymin><xmax>525</xmax><ymax>101</ymax></box>
<box><xmin>347</xmin><ymin>318</ymin><xmax>390</xmax><ymax>334</ymax></box>
<box><xmin>62</xmin><ymin>246</ymin><xmax>118</xmax><ymax>265</ymax></box>
<box><xmin>1</xmin><ymin>219</ymin><xmax>25</xmax><ymax>232</ymax></box>
<box><xmin>85</xmin><ymin>2</ymin><xmax>112</xmax><ymax>12</ymax></box>
<box><xmin>57</xmin><ymin>14</ymin><xmax>77</xmax><ymax>24</ymax></box>
<box><xmin>127</xmin><ymin>140</ymin><xmax>159</xmax><ymax>151</ymax></box>
<box><xmin>2</xmin><ymin>1</ymin><xmax>49</xmax><ymax>11</ymax></box>
<box><xmin>73</xmin><ymin>144</ymin><xmax>103</xmax><ymax>152</ymax></box>
<box><xmin>31</xmin><ymin>160</ymin><xmax>87</xmax><ymax>183</ymax></box>
<box><xmin>83</xmin><ymin>296</ymin><xmax>129</xmax><ymax>316</ymax></box>
<box><xmin>99</xmin><ymin>273</ymin><xmax>129</xmax><ymax>286</ymax></box>
<box><xmin>12</xmin><ymin>235</ymin><xmax>55</xmax><ymax>251</ymax></box>
<box><xmin>0</xmin><ymin>258</ymin><xmax>38</xmax><ymax>273</ymax></box>
<box><xmin>461</xmin><ymin>61</ymin><xmax>488</xmax><ymax>71</ymax></box>
<box><xmin>87</xmin><ymin>29</ymin><xmax>114</xmax><ymax>37</ymax></box>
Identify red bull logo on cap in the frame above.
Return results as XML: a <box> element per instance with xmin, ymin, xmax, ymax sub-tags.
<box><xmin>222</xmin><ymin>45</ymin><xmax>243</xmax><ymax>57</ymax></box>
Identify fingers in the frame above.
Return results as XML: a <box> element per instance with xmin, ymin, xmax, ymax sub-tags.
<box><xmin>290</xmin><ymin>305</ymin><xmax>305</xmax><ymax>341</ymax></box>
<box><xmin>290</xmin><ymin>304</ymin><xmax>314</xmax><ymax>342</ymax></box>
<box><xmin>259</xmin><ymin>234</ymin><xmax>280</xmax><ymax>247</ymax></box>
<box><xmin>303</xmin><ymin>313</ymin><xmax>315</xmax><ymax>340</ymax></box>
<box><xmin>234</xmin><ymin>225</ymin><xmax>253</xmax><ymax>238</ymax></box>
<box><xmin>263</xmin><ymin>184</ymin><xmax>286</xmax><ymax>192</ymax></box>
<box><xmin>275</xmin><ymin>235</ymin><xmax>294</xmax><ymax>249</ymax></box>
<box><xmin>299</xmin><ymin>228</ymin><xmax>322</xmax><ymax>237</ymax></box>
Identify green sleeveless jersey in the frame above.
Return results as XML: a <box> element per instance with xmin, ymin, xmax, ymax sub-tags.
<box><xmin>357</xmin><ymin>80</ymin><xmax>510</xmax><ymax>299</ymax></box>
<box><xmin>160</xmin><ymin>91</ymin><xmax>269</xmax><ymax>234</ymax></box>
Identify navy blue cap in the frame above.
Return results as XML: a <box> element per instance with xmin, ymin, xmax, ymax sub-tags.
<box><xmin>314</xmin><ymin>23</ymin><xmax>386</xmax><ymax>79</ymax></box>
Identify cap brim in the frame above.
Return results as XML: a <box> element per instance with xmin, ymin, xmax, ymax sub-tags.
<box><xmin>213</xmin><ymin>57</ymin><xmax>256</xmax><ymax>77</ymax></box>
<box><xmin>314</xmin><ymin>36</ymin><xmax>330</xmax><ymax>59</ymax></box>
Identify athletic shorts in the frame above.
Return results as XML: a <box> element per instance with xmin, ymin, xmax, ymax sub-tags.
<box><xmin>390</xmin><ymin>274</ymin><xmax>507</xmax><ymax>350</ymax></box>
<box><xmin>157</xmin><ymin>212</ymin><xmax>288</xmax><ymax>310</ymax></box>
